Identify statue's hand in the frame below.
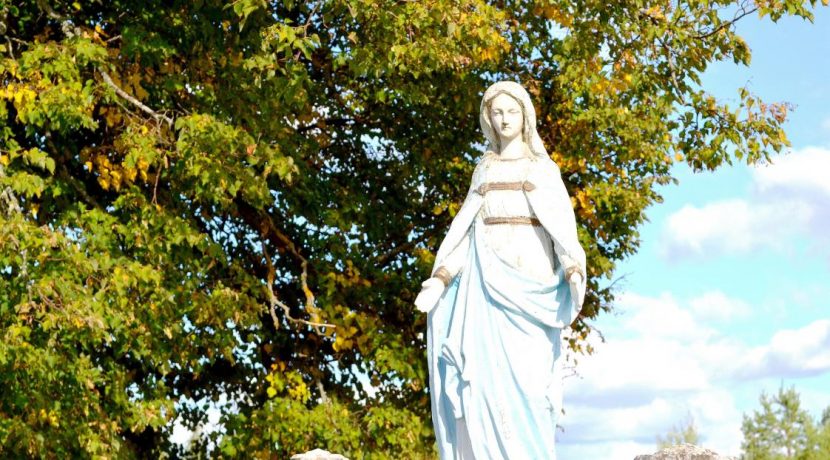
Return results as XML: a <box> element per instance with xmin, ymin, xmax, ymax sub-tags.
<box><xmin>415</xmin><ymin>278</ymin><xmax>445</xmax><ymax>313</ymax></box>
<box><xmin>568</xmin><ymin>272</ymin><xmax>586</xmax><ymax>306</ymax></box>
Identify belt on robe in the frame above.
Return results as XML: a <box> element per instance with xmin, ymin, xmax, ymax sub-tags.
<box><xmin>483</xmin><ymin>216</ymin><xmax>542</xmax><ymax>226</ymax></box>
<box><xmin>476</xmin><ymin>181</ymin><xmax>536</xmax><ymax>195</ymax></box>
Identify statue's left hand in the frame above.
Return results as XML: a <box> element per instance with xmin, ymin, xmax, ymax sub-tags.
<box><xmin>568</xmin><ymin>272</ymin><xmax>586</xmax><ymax>306</ymax></box>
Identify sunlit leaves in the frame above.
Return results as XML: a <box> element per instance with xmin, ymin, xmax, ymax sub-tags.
<box><xmin>0</xmin><ymin>0</ymin><xmax>825</xmax><ymax>457</ymax></box>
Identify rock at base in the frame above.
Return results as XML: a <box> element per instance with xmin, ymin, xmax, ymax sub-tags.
<box><xmin>290</xmin><ymin>448</ymin><xmax>349</xmax><ymax>460</ymax></box>
<box><xmin>634</xmin><ymin>443</ymin><xmax>737</xmax><ymax>460</ymax></box>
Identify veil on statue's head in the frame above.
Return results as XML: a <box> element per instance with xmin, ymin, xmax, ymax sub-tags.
<box><xmin>479</xmin><ymin>80</ymin><xmax>550</xmax><ymax>161</ymax></box>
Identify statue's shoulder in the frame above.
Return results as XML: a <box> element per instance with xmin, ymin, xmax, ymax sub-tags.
<box><xmin>470</xmin><ymin>151</ymin><xmax>497</xmax><ymax>182</ymax></box>
<box><xmin>476</xmin><ymin>150</ymin><xmax>498</xmax><ymax>167</ymax></box>
<box><xmin>527</xmin><ymin>157</ymin><xmax>563</xmax><ymax>187</ymax></box>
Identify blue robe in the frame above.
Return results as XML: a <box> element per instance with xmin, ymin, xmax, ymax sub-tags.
<box><xmin>427</xmin><ymin>158</ymin><xmax>584</xmax><ymax>459</ymax></box>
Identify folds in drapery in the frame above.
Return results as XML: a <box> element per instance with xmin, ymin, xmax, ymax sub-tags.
<box><xmin>428</xmin><ymin>221</ymin><xmax>578</xmax><ymax>460</ymax></box>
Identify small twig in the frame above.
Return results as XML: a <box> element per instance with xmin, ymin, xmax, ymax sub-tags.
<box><xmin>99</xmin><ymin>69</ymin><xmax>174</xmax><ymax>127</ymax></box>
<box><xmin>152</xmin><ymin>168</ymin><xmax>161</xmax><ymax>205</ymax></box>
<box><xmin>692</xmin><ymin>2</ymin><xmax>758</xmax><ymax>40</ymax></box>
<box><xmin>5</xmin><ymin>37</ymin><xmax>14</xmax><ymax>59</ymax></box>
<box><xmin>266</xmin><ymin>284</ymin><xmax>333</xmax><ymax>330</ymax></box>
<box><xmin>6</xmin><ymin>36</ymin><xmax>28</xmax><ymax>46</ymax></box>
<box><xmin>658</xmin><ymin>37</ymin><xmax>684</xmax><ymax>100</ymax></box>
<box><xmin>316</xmin><ymin>379</ymin><xmax>329</xmax><ymax>404</ymax></box>
<box><xmin>301</xmin><ymin>2</ymin><xmax>320</xmax><ymax>33</ymax></box>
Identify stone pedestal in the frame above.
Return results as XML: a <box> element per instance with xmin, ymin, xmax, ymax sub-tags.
<box><xmin>290</xmin><ymin>448</ymin><xmax>349</xmax><ymax>460</ymax></box>
<box><xmin>634</xmin><ymin>444</ymin><xmax>737</xmax><ymax>460</ymax></box>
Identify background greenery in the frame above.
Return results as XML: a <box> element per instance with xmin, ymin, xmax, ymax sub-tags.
<box><xmin>0</xmin><ymin>0</ymin><xmax>825</xmax><ymax>457</ymax></box>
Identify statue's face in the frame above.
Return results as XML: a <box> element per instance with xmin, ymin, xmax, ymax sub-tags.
<box><xmin>488</xmin><ymin>93</ymin><xmax>524</xmax><ymax>146</ymax></box>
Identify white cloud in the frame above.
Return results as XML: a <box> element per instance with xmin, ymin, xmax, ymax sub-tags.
<box><xmin>615</xmin><ymin>292</ymin><xmax>716</xmax><ymax>341</ymax></box>
<box><xmin>739</xmin><ymin>319</ymin><xmax>830</xmax><ymax>380</ymax></box>
<box><xmin>688</xmin><ymin>291</ymin><xmax>751</xmax><ymax>322</ymax></box>
<box><xmin>661</xmin><ymin>199</ymin><xmax>812</xmax><ymax>258</ymax></box>
<box><xmin>660</xmin><ymin>147</ymin><xmax>830</xmax><ymax>260</ymax></box>
<box><xmin>559</xmin><ymin>291</ymin><xmax>830</xmax><ymax>459</ymax></box>
<box><xmin>754</xmin><ymin>146</ymin><xmax>830</xmax><ymax>198</ymax></box>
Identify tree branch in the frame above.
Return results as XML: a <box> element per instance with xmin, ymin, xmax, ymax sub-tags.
<box><xmin>0</xmin><ymin>172</ymin><xmax>22</xmax><ymax>215</ymax></box>
<box><xmin>99</xmin><ymin>70</ymin><xmax>174</xmax><ymax>128</ymax></box>
<box><xmin>262</xmin><ymin>239</ymin><xmax>334</xmax><ymax>332</ymax></box>
<box><xmin>692</xmin><ymin>2</ymin><xmax>758</xmax><ymax>40</ymax></box>
<box><xmin>0</xmin><ymin>153</ymin><xmax>22</xmax><ymax>215</ymax></box>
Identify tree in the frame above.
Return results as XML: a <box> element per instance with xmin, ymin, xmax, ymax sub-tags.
<box><xmin>817</xmin><ymin>411</ymin><xmax>830</xmax><ymax>459</ymax></box>
<box><xmin>657</xmin><ymin>412</ymin><xmax>700</xmax><ymax>449</ymax></box>
<box><xmin>741</xmin><ymin>386</ymin><xmax>830</xmax><ymax>460</ymax></box>
<box><xmin>1</xmin><ymin>0</ymin><xmax>826</xmax><ymax>457</ymax></box>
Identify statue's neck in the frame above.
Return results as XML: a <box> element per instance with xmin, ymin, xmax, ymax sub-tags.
<box><xmin>498</xmin><ymin>136</ymin><xmax>527</xmax><ymax>160</ymax></box>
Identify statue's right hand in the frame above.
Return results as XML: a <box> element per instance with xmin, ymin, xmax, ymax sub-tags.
<box><xmin>414</xmin><ymin>278</ymin><xmax>445</xmax><ymax>313</ymax></box>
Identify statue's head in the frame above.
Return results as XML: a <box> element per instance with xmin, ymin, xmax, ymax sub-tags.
<box><xmin>487</xmin><ymin>92</ymin><xmax>525</xmax><ymax>149</ymax></box>
<box><xmin>479</xmin><ymin>81</ymin><xmax>548</xmax><ymax>159</ymax></box>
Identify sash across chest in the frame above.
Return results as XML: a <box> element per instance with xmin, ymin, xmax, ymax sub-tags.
<box><xmin>475</xmin><ymin>181</ymin><xmax>536</xmax><ymax>195</ymax></box>
<box><xmin>475</xmin><ymin>181</ymin><xmax>540</xmax><ymax>227</ymax></box>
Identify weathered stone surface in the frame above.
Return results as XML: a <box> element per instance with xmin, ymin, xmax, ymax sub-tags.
<box><xmin>634</xmin><ymin>443</ymin><xmax>737</xmax><ymax>460</ymax></box>
<box><xmin>290</xmin><ymin>448</ymin><xmax>349</xmax><ymax>460</ymax></box>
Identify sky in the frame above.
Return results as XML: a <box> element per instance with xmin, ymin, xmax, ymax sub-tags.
<box><xmin>558</xmin><ymin>7</ymin><xmax>830</xmax><ymax>459</ymax></box>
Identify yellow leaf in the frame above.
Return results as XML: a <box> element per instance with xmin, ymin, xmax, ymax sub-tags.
<box><xmin>84</xmin><ymin>161</ymin><xmax>93</xmax><ymax>171</ymax></box>
<box><xmin>0</xmin><ymin>155</ymin><xmax>8</xmax><ymax>166</ymax></box>
<box><xmin>110</xmin><ymin>170</ymin><xmax>122</xmax><ymax>190</ymax></box>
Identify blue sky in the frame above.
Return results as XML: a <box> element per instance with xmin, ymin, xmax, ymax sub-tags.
<box><xmin>559</xmin><ymin>7</ymin><xmax>830</xmax><ymax>459</ymax></box>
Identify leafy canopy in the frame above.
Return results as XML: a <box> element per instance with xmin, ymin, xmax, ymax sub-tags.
<box><xmin>0</xmin><ymin>0</ymin><xmax>825</xmax><ymax>457</ymax></box>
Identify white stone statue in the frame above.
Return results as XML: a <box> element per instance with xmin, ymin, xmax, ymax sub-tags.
<box><xmin>415</xmin><ymin>81</ymin><xmax>587</xmax><ymax>459</ymax></box>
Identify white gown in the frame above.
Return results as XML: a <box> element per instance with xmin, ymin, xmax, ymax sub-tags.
<box><xmin>441</xmin><ymin>153</ymin><xmax>557</xmax><ymax>282</ymax></box>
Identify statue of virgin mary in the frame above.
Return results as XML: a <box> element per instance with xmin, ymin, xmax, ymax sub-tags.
<box><xmin>415</xmin><ymin>81</ymin><xmax>587</xmax><ymax>459</ymax></box>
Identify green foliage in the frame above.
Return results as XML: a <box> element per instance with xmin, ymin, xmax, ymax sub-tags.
<box><xmin>741</xmin><ymin>386</ymin><xmax>830</xmax><ymax>460</ymax></box>
<box><xmin>657</xmin><ymin>412</ymin><xmax>700</xmax><ymax>449</ymax></box>
<box><xmin>0</xmin><ymin>0</ymin><xmax>826</xmax><ymax>457</ymax></box>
